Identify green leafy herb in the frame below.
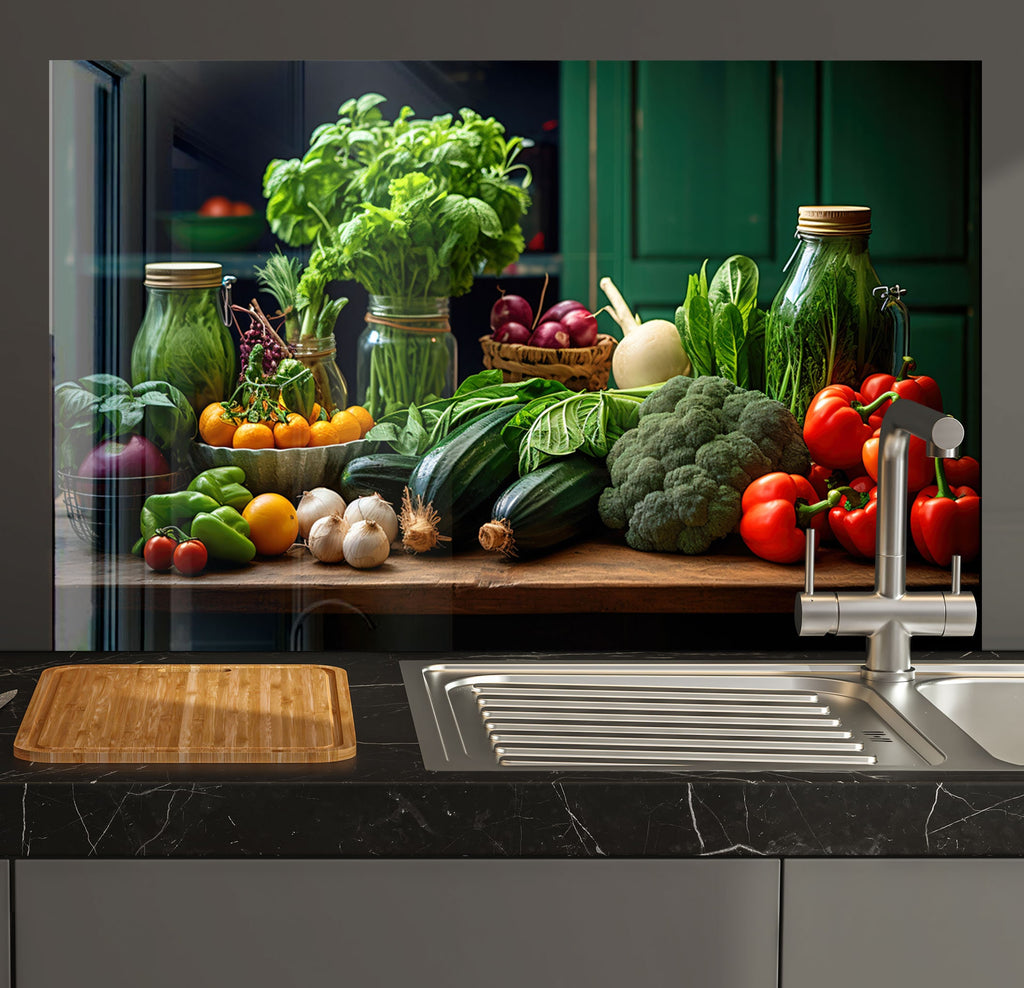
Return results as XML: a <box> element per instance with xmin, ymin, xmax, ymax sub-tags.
<box><xmin>253</xmin><ymin>248</ymin><xmax>303</xmax><ymax>342</ymax></box>
<box><xmin>674</xmin><ymin>255</ymin><xmax>767</xmax><ymax>391</ymax></box>
<box><xmin>504</xmin><ymin>385</ymin><xmax>662</xmax><ymax>475</ymax></box>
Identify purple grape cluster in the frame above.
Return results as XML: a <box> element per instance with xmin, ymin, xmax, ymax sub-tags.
<box><xmin>236</xmin><ymin>310</ymin><xmax>286</xmax><ymax>382</ymax></box>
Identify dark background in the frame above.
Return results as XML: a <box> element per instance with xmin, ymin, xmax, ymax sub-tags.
<box><xmin>3</xmin><ymin>3</ymin><xmax>1023</xmax><ymax>651</ymax></box>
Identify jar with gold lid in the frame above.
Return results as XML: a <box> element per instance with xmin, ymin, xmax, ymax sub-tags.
<box><xmin>130</xmin><ymin>261</ymin><xmax>237</xmax><ymax>416</ymax></box>
<box><xmin>764</xmin><ymin>206</ymin><xmax>902</xmax><ymax>423</ymax></box>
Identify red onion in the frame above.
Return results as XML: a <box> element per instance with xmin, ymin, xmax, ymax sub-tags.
<box><xmin>561</xmin><ymin>308</ymin><xmax>599</xmax><ymax>347</ymax></box>
<box><xmin>493</xmin><ymin>321</ymin><xmax>533</xmax><ymax>344</ymax></box>
<box><xmin>537</xmin><ymin>299</ymin><xmax>586</xmax><ymax>326</ymax></box>
<box><xmin>490</xmin><ymin>294</ymin><xmax>533</xmax><ymax>332</ymax></box>
<box><xmin>529</xmin><ymin>321</ymin><xmax>571</xmax><ymax>349</ymax></box>
<box><xmin>78</xmin><ymin>435</ymin><xmax>170</xmax><ymax>480</ymax></box>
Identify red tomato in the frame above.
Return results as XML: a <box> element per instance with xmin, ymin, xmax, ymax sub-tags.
<box><xmin>231</xmin><ymin>201</ymin><xmax>255</xmax><ymax>216</ymax></box>
<box><xmin>143</xmin><ymin>533</ymin><xmax>178</xmax><ymax>572</ymax></box>
<box><xmin>172</xmin><ymin>539</ymin><xmax>208</xmax><ymax>576</ymax></box>
<box><xmin>198</xmin><ymin>196</ymin><xmax>233</xmax><ymax>217</ymax></box>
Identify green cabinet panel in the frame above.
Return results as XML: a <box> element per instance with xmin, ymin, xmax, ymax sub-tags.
<box><xmin>559</xmin><ymin>60</ymin><xmax>979</xmax><ymax>436</ymax></box>
<box><xmin>635</xmin><ymin>62</ymin><xmax>774</xmax><ymax>260</ymax></box>
<box><xmin>822</xmin><ymin>61</ymin><xmax>973</xmax><ymax>263</ymax></box>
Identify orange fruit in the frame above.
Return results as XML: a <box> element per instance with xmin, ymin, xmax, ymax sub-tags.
<box><xmin>232</xmin><ymin>422</ymin><xmax>275</xmax><ymax>450</ymax></box>
<box><xmin>306</xmin><ymin>402</ymin><xmax>323</xmax><ymax>426</ymax></box>
<box><xmin>344</xmin><ymin>405</ymin><xmax>374</xmax><ymax>437</ymax></box>
<box><xmin>273</xmin><ymin>412</ymin><xmax>312</xmax><ymax>449</ymax></box>
<box><xmin>199</xmin><ymin>402</ymin><xmax>237</xmax><ymax>447</ymax></box>
<box><xmin>307</xmin><ymin>419</ymin><xmax>343</xmax><ymax>447</ymax></box>
<box><xmin>330</xmin><ymin>409</ymin><xmax>362</xmax><ymax>443</ymax></box>
<box><xmin>242</xmin><ymin>493</ymin><xmax>299</xmax><ymax>556</ymax></box>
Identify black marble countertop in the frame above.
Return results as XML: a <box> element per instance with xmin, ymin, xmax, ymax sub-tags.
<box><xmin>3</xmin><ymin>650</ymin><xmax>1024</xmax><ymax>859</ymax></box>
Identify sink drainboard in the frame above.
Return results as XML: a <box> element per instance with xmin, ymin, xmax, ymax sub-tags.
<box><xmin>401</xmin><ymin>662</ymin><xmax>936</xmax><ymax>772</ymax></box>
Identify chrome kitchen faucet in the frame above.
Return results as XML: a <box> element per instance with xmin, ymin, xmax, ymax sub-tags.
<box><xmin>796</xmin><ymin>398</ymin><xmax>977</xmax><ymax>682</ymax></box>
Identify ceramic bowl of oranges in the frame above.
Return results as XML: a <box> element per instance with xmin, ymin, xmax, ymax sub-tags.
<box><xmin>190</xmin><ymin>399</ymin><xmax>377</xmax><ymax>500</ymax></box>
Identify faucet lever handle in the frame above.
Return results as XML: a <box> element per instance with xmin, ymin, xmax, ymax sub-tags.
<box><xmin>804</xmin><ymin>526</ymin><xmax>816</xmax><ymax>595</ymax></box>
<box><xmin>951</xmin><ymin>554</ymin><xmax>961</xmax><ymax>595</ymax></box>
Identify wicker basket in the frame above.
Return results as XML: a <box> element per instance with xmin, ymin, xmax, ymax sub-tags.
<box><xmin>479</xmin><ymin>333</ymin><xmax>615</xmax><ymax>392</ymax></box>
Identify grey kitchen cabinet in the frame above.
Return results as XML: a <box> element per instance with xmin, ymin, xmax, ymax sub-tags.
<box><xmin>0</xmin><ymin>864</ymin><xmax>8</xmax><ymax>988</ymax></box>
<box><xmin>14</xmin><ymin>859</ymin><xmax>779</xmax><ymax>988</ymax></box>
<box><xmin>782</xmin><ymin>859</ymin><xmax>1024</xmax><ymax>987</ymax></box>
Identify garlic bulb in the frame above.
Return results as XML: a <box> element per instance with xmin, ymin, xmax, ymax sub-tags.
<box><xmin>342</xmin><ymin>519</ymin><xmax>391</xmax><ymax>569</ymax></box>
<box><xmin>297</xmin><ymin>487</ymin><xmax>347</xmax><ymax>540</ymax></box>
<box><xmin>307</xmin><ymin>512</ymin><xmax>350</xmax><ymax>563</ymax></box>
<box><xmin>344</xmin><ymin>494</ymin><xmax>399</xmax><ymax>543</ymax></box>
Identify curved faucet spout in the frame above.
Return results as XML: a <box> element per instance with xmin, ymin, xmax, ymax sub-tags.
<box><xmin>876</xmin><ymin>401</ymin><xmax>965</xmax><ymax>599</ymax></box>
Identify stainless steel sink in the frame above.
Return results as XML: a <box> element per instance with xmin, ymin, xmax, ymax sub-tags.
<box><xmin>915</xmin><ymin>678</ymin><xmax>1024</xmax><ymax>765</ymax></box>
<box><xmin>401</xmin><ymin>659</ymin><xmax>1024</xmax><ymax>773</ymax></box>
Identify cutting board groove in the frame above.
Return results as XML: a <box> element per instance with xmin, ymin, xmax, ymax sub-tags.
<box><xmin>13</xmin><ymin>664</ymin><xmax>356</xmax><ymax>763</ymax></box>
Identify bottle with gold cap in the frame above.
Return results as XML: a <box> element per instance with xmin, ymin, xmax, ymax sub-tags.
<box><xmin>130</xmin><ymin>262</ymin><xmax>238</xmax><ymax>417</ymax></box>
<box><xmin>764</xmin><ymin>205</ymin><xmax>898</xmax><ymax>423</ymax></box>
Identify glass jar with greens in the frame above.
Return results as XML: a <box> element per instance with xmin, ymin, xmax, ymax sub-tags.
<box><xmin>764</xmin><ymin>206</ymin><xmax>899</xmax><ymax>423</ymax></box>
<box><xmin>289</xmin><ymin>336</ymin><xmax>349</xmax><ymax>417</ymax></box>
<box><xmin>130</xmin><ymin>262</ymin><xmax>237</xmax><ymax>417</ymax></box>
<box><xmin>357</xmin><ymin>296</ymin><xmax>457</xmax><ymax>420</ymax></box>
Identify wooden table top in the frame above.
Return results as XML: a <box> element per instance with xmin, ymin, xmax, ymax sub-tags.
<box><xmin>54</xmin><ymin>499</ymin><xmax>977</xmax><ymax>616</ymax></box>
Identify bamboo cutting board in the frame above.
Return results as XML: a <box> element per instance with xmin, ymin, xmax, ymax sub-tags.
<box><xmin>13</xmin><ymin>664</ymin><xmax>357</xmax><ymax>764</ymax></box>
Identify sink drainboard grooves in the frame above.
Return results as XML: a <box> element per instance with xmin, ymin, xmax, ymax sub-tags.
<box><xmin>470</xmin><ymin>682</ymin><xmax>877</xmax><ymax>768</ymax></box>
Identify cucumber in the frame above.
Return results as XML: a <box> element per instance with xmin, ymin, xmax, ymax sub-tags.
<box><xmin>402</xmin><ymin>405</ymin><xmax>520</xmax><ymax>551</ymax></box>
<box><xmin>479</xmin><ymin>454</ymin><xmax>610</xmax><ymax>558</ymax></box>
<box><xmin>339</xmin><ymin>453</ymin><xmax>420</xmax><ymax>507</ymax></box>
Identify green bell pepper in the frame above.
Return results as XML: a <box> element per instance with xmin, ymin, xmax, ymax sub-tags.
<box><xmin>190</xmin><ymin>505</ymin><xmax>256</xmax><ymax>564</ymax></box>
<box><xmin>187</xmin><ymin>466</ymin><xmax>253</xmax><ymax>512</ymax></box>
<box><xmin>139</xmin><ymin>491</ymin><xmax>220</xmax><ymax>542</ymax></box>
<box><xmin>275</xmin><ymin>358</ymin><xmax>316</xmax><ymax>420</ymax></box>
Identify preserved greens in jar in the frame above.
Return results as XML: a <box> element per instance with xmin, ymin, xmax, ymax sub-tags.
<box><xmin>131</xmin><ymin>262</ymin><xmax>237</xmax><ymax>416</ymax></box>
<box><xmin>764</xmin><ymin>206</ymin><xmax>895</xmax><ymax>423</ymax></box>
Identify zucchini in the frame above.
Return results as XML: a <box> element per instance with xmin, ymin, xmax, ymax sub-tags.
<box><xmin>401</xmin><ymin>405</ymin><xmax>520</xmax><ymax>551</ymax></box>
<box><xmin>479</xmin><ymin>454</ymin><xmax>610</xmax><ymax>558</ymax></box>
<box><xmin>339</xmin><ymin>453</ymin><xmax>420</xmax><ymax>507</ymax></box>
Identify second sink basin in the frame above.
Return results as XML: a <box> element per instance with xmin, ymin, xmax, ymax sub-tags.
<box><xmin>916</xmin><ymin>678</ymin><xmax>1024</xmax><ymax>765</ymax></box>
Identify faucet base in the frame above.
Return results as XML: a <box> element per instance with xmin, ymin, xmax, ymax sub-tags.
<box><xmin>860</xmin><ymin>665</ymin><xmax>916</xmax><ymax>684</ymax></box>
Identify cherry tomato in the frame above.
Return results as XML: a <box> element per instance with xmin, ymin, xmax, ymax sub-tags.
<box><xmin>172</xmin><ymin>539</ymin><xmax>208</xmax><ymax>576</ymax></box>
<box><xmin>143</xmin><ymin>533</ymin><xmax>178</xmax><ymax>572</ymax></box>
<box><xmin>230</xmin><ymin>201</ymin><xmax>255</xmax><ymax>216</ymax></box>
<box><xmin>197</xmin><ymin>196</ymin><xmax>233</xmax><ymax>217</ymax></box>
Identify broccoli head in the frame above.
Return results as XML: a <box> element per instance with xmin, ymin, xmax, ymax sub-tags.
<box><xmin>598</xmin><ymin>374</ymin><xmax>811</xmax><ymax>553</ymax></box>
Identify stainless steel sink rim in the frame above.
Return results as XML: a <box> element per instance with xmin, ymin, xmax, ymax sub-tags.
<box><xmin>399</xmin><ymin>659</ymin><xmax>1017</xmax><ymax>773</ymax></box>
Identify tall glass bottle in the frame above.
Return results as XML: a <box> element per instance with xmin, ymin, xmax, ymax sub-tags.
<box><xmin>357</xmin><ymin>296</ymin><xmax>457</xmax><ymax>420</ymax></box>
<box><xmin>764</xmin><ymin>206</ymin><xmax>900</xmax><ymax>423</ymax></box>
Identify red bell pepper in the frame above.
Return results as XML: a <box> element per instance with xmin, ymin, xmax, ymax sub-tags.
<box><xmin>910</xmin><ymin>459</ymin><xmax>980</xmax><ymax>566</ymax></box>
<box><xmin>942</xmin><ymin>454</ymin><xmax>981</xmax><ymax>493</ymax></box>
<box><xmin>828</xmin><ymin>486</ymin><xmax>879</xmax><ymax>559</ymax></box>
<box><xmin>860</xmin><ymin>356</ymin><xmax>943</xmax><ymax>428</ymax></box>
<box><xmin>739</xmin><ymin>472</ymin><xmax>848</xmax><ymax>564</ymax></box>
<box><xmin>802</xmin><ymin>384</ymin><xmax>898</xmax><ymax>472</ymax></box>
<box><xmin>861</xmin><ymin>427</ymin><xmax>933</xmax><ymax>493</ymax></box>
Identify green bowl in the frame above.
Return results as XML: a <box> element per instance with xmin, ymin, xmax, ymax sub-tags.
<box><xmin>163</xmin><ymin>212</ymin><xmax>266</xmax><ymax>253</ymax></box>
<box><xmin>189</xmin><ymin>439</ymin><xmax>378</xmax><ymax>502</ymax></box>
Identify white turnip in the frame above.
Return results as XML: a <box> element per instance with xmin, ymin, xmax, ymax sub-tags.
<box><xmin>490</xmin><ymin>294</ymin><xmax>533</xmax><ymax>332</ymax></box>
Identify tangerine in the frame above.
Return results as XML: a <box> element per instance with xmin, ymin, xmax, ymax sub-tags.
<box><xmin>232</xmin><ymin>422</ymin><xmax>275</xmax><ymax>450</ymax></box>
<box><xmin>330</xmin><ymin>410</ymin><xmax>362</xmax><ymax>443</ymax></box>
<box><xmin>273</xmin><ymin>412</ymin><xmax>312</xmax><ymax>449</ymax></box>
<box><xmin>199</xmin><ymin>402</ymin><xmax>237</xmax><ymax>447</ymax></box>
<box><xmin>343</xmin><ymin>405</ymin><xmax>375</xmax><ymax>437</ymax></box>
<box><xmin>307</xmin><ymin>419</ymin><xmax>343</xmax><ymax>447</ymax></box>
<box><xmin>242</xmin><ymin>493</ymin><xmax>299</xmax><ymax>556</ymax></box>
